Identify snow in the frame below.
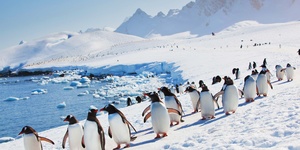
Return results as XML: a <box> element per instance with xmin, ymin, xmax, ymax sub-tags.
<box><xmin>1</xmin><ymin>20</ymin><xmax>300</xmax><ymax>149</ymax></box>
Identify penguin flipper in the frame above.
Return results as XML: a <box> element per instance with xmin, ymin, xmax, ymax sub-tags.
<box><xmin>211</xmin><ymin>94</ymin><xmax>219</xmax><ymax>109</ymax></box>
<box><xmin>213</xmin><ymin>91</ymin><xmax>224</xmax><ymax>100</ymax></box>
<box><xmin>39</xmin><ymin>136</ymin><xmax>55</xmax><ymax>145</ymax></box>
<box><xmin>174</xmin><ymin>96</ymin><xmax>184</xmax><ymax>115</ymax></box>
<box><xmin>167</xmin><ymin>108</ymin><xmax>182</xmax><ymax>116</ymax></box>
<box><xmin>238</xmin><ymin>89</ymin><xmax>244</xmax><ymax>98</ymax></box>
<box><xmin>62</xmin><ymin>130</ymin><xmax>69</xmax><ymax>149</ymax></box>
<box><xmin>143</xmin><ymin>112</ymin><xmax>151</xmax><ymax>123</ymax></box>
<box><xmin>81</xmin><ymin>136</ymin><xmax>85</xmax><ymax>148</ymax></box>
<box><xmin>267</xmin><ymin>80</ymin><xmax>273</xmax><ymax>89</ymax></box>
<box><xmin>142</xmin><ymin>105</ymin><xmax>151</xmax><ymax>116</ymax></box>
<box><xmin>108</xmin><ymin>126</ymin><xmax>112</xmax><ymax>138</ymax></box>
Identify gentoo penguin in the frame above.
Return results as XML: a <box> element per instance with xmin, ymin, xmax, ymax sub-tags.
<box><xmin>275</xmin><ymin>65</ymin><xmax>285</xmax><ymax>81</ymax></box>
<box><xmin>159</xmin><ymin>86</ymin><xmax>184</xmax><ymax>125</ymax></box>
<box><xmin>214</xmin><ymin>77</ymin><xmax>239</xmax><ymax>115</ymax></box>
<box><xmin>82</xmin><ymin>105</ymin><xmax>105</xmax><ymax>150</ymax></box>
<box><xmin>100</xmin><ymin>104</ymin><xmax>137</xmax><ymax>149</ymax></box>
<box><xmin>199</xmin><ymin>84</ymin><xmax>215</xmax><ymax>120</ymax></box>
<box><xmin>142</xmin><ymin>92</ymin><xmax>181</xmax><ymax>139</ymax></box>
<box><xmin>178</xmin><ymin>84</ymin><xmax>184</xmax><ymax>94</ymax></box>
<box><xmin>18</xmin><ymin>126</ymin><xmax>54</xmax><ymax>150</ymax></box>
<box><xmin>243</xmin><ymin>75</ymin><xmax>256</xmax><ymax>102</ymax></box>
<box><xmin>199</xmin><ymin>80</ymin><xmax>204</xmax><ymax>88</ymax></box>
<box><xmin>256</xmin><ymin>69</ymin><xmax>273</xmax><ymax>97</ymax></box>
<box><xmin>281</xmin><ymin>63</ymin><xmax>296</xmax><ymax>81</ymax></box>
<box><xmin>232</xmin><ymin>68</ymin><xmax>240</xmax><ymax>79</ymax></box>
<box><xmin>62</xmin><ymin>115</ymin><xmax>84</xmax><ymax>150</ymax></box>
<box><xmin>184</xmin><ymin>86</ymin><xmax>200</xmax><ymax>113</ymax></box>
<box><xmin>260</xmin><ymin>64</ymin><xmax>272</xmax><ymax>81</ymax></box>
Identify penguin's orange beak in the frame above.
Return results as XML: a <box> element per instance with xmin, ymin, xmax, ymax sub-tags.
<box><xmin>63</xmin><ymin>118</ymin><xmax>68</xmax><ymax>122</ymax></box>
<box><xmin>18</xmin><ymin>131</ymin><xmax>24</xmax><ymax>135</ymax></box>
<box><xmin>99</xmin><ymin>108</ymin><xmax>105</xmax><ymax>112</ymax></box>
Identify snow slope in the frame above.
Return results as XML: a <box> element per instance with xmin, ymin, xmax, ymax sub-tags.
<box><xmin>1</xmin><ymin>21</ymin><xmax>300</xmax><ymax>149</ymax></box>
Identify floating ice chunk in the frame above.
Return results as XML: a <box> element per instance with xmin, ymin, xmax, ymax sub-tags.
<box><xmin>80</xmin><ymin>77</ymin><xmax>91</xmax><ymax>84</ymax></box>
<box><xmin>4</xmin><ymin>97</ymin><xmax>20</xmax><ymax>101</ymax></box>
<box><xmin>78</xmin><ymin>90</ymin><xmax>89</xmax><ymax>96</ymax></box>
<box><xmin>70</xmin><ymin>81</ymin><xmax>82</xmax><ymax>87</ymax></box>
<box><xmin>31</xmin><ymin>89</ymin><xmax>47</xmax><ymax>95</ymax></box>
<box><xmin>63</xmin><ymin>87</ymin><xmax>74</xmax><ymax>90</ymax></box>
<box><xmin>57</xmin><ymin>102</ymin><xmax>66</xmax><ymax>108</ymax></box>
<box><xmin>20</xmin><ymin>97</ymin><xmax>30</xmax><ymax>100</ymax></box>
<box><xmin>77</xmin><ymin>84</ymin><xmax>90</xmax><ymax>88</ymax></box>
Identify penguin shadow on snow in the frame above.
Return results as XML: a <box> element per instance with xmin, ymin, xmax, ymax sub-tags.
<box><xmin>277</xmin><ymin>80</ymin><xmax>291</xmax><ymax>85</ymax></box>
<box><xmin>134</xmin><ymin>127</ymin><xmax>152</xmax><ymax>134</ymax></box>
<box><xmin>130</xmin><ymin>136</ymin><xmax>165</xmax><ymax>148</ymax></box>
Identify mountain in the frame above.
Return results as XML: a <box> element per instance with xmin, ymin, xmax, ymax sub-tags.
<box><xmin>115</xmin><ymin>0</ymin><xmax>300</xmax><ymax>37</ymax></box>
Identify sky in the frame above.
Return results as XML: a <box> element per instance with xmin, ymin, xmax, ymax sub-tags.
<box><xmin>0</xmin><ymin>0</ymin><xmax>190</xmax><ymax>51</ymax></box>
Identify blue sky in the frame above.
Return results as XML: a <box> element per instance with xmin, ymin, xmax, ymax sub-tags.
<box><xmin>0</xmin><ymin>0</ymin><xmax>189</xmax><ymax>50</ymax></box>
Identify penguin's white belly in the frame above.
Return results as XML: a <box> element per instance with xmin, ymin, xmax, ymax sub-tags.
<box><xmin>222</xmin><ymin>85</ymin><xmax>239</xmax><ymax>113</ymax></box>
<box><xmin>188</xmin><ymin>91</ymin><xmax>199</xmax><ymax>110</ymax></box>
<box><xmin>276</xmin><ymin>68</ymin><xmax>284</xmax><ymax>80</ymax></box>
<box><xmin>84</xmin><ymin>120</ymin><xmax>102</xmax><ymax>150</ymax></box>
<box><xmin>244</xmin><ymin>78</ymin><xmax>256</xmax><ymax>100</ymax></box>
<box><xmin>200</xmin><ymin>92</ymin><xmax>215</xmax><ymax>117</ymax></box>
<box><xmin>23</xmin><ymin>134</ymin><xmax>42</xmax><ymax>150</ymax></box>
<box><xmin>286</xmin><ymin>67</ymin><xmax>294</xmax><ymax>80</ymax></box>
<box><xmin>179</xmin><ymin>86</ymin><xmax>184</xmax><ymax>94</ymax></box>
<box><xmin>68</xmin><ymin>123</ymin><xmax>84</xmax><ymax>150</ymax></box>
<box><xmin>164</xmin><ymin>96</ymin><xmax>180</xmax><ymax>122</ymax></box>
<box><xmin>151</xmin><ymin>102</ymin><xmax>170</xmax><ymax>133</ymax></box>
<box><xmin>109</xmin><ymin>113</ymin><xmax>130</xmax><ymax>144</ymax></box>
<box><xmin>256</xmin><ymin>74</ymin><xmax>268</xmax><ymax>94</ymax></box>
<box><xmin>251</xmin><ymin>74</ymin><xmax>258</xmax><ymax>80</ymax></box>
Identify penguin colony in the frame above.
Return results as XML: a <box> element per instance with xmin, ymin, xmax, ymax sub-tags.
<box><xmin>18</xmin><ymin>60</ymin><xmax>296</xmax><ymax>150</ymax></box>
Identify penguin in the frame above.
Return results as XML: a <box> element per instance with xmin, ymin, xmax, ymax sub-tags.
<box><xmin>62</xmin><ymin>115</ymin><xmax>84</xmax><ymax>150</ymax></box>
<box><xmin>243</xmin><ymin>75</ymin><xmax>256</xmax><ymax>102</ymax></box>
<box><xmin>142</xmin><ymin>92</ymin><xmax>181</xmax><ymax>139</ymax></box>
<box><xmin>275</xmin><ymin>65</ymin><xmax>285</xmax><ymax>81</ymax></box>
<box><xmin>18</xmin><ymin>126</ymin><xmax>54</xmax><ymax>150</ymax></box>
<box><xmin>82</xmin><ymin>105</ymin><xmax>105</xmax><ymax>150</ymax></box>
<box><xmin>214</xmin><ymin>77</ymin><xmax>239</xmax><ymax>115</ymax></box>
<box><xmin>178</xmin><ymin>84</ymin><xmax>184</xmax><ymax>94</ymax></box>
<box><xmin>199</xmin><ymin>84</ymin><xmax>215</xmax><ymax>120</ymax></box>
<box><xmin>256</xmin><ymin>69</ymin><xmax>273</xmax><ymax>97</ymax></box>
<box><xmin>232</xmin><ymin>68</ymin><xmax>240</xmax><ymax>79</ymax></box>
<box><xmin>260</xmin><ymin>64</ymin><xmax>272</xmax><ymax>81</ymax></box>
<box><xmin>248</xmin><ymin>62</ymin><xmax>252</xmax><ymax>70</ymax></box>
<box><xmin>199</xmin><ymin>80</ymin><xmax>204</xmax><ymax>88</ymax></box>
<box><xmin>281</xmin><ymin>63</ymin><xmax>296</xmax><ymax>81</ymax></box>
<box><xmin>184</xmin><ymin>86</ymin><xmax>200</xmax><ymax>113</ymax></box>
<box><xmin>100</xmin><ymin>104</ymin><xmax>137</xmax><ymax>149</ymax></box>
<box><xmin>159</xmin><ymin>86</ymin><xmax>184</xmax><ymax>125</ymax></box>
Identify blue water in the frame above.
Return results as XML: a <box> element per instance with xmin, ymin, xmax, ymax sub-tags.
<box><xmin>0</xmin><ymin>76</ymin><xmax>135</xmax><ymax>139</ymax></box>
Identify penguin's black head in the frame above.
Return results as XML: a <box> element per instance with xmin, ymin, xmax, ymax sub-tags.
<box><xmin>18</xmin><ymin>126</ymin><xmax>36</xmax><ymax>135</ymax></box>
<box><xmin>224</xmin><ymin>77</ymin><xmax>234</xmax><ymax>85</ymax></box>
<box><xmin>201</xmin><ymin>84</ymin><xmax>209</xmax><ymax>92</ymax></box>
<box><xmin>159</xmin><ymin>86</ymin><xmax>172</xmax><ymax>95</ymax></box>
<box><xmin>185</xmin><ymin>86</ymin><xmax>196</xmax><ymax>92</ymax></box>
<box><xmin>100</xmin><ymin>104</ymin><xmax>118</xmax><ymax>114</ymax></box>
<box><xmin>287</xmin><ymin>63</ymin><xmax>291</xmax><ymax>67</ymax></box>
<box><xmin>216</xmin><ymin>76</ymin><xmax>221</xmax><ymax>82</ymax></box>
<box><xmin>64</xmin><ymin>114</ymin><xmax>78</xmax><ymax>124</ymax></box>
<box><xmin>232</xmin><ymin>68</ymin><xmax>236</xmax><ymax>74</ymax></box>
<box><xmin>199</xmin><ymin>80</ymin><xmax>204</xmax><ymax>87</ymax></box>
<box><xmin>144</xmin><ymin>92</ymin><xmax>161</xmax><ymax>103</ymax></box>
<box><xmin>88</xmin><ymin>105</ymin><xmax>98</xmax><ymax>115</ymax></box>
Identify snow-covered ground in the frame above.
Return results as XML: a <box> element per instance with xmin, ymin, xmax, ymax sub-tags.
<box><xmin>1</xmin><ymin>21</ymin><xmax>300</xmax><ymax>149</ymax></box>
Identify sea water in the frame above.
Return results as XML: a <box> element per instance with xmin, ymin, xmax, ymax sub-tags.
<box><xmin>0</xmin><ymin>73</ymin><xmax>169</xmax><ymax>140</ymax></box>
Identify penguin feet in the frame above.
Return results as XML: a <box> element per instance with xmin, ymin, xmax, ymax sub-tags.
<box><xmin>155</xmin><ymin>133</ymin><xmax>168</xmax><ymax>139</ymax></box>
<box><xmin>225</xmin><ymin>112</ymin><xmax>230</xmax><ymax>115</ymax></box>
<box><xmin>263</xmin><ymin>94</ymin><xmax>267</xmax><ymax>97</ymax></box>
<box><xmin>124</xmin><ymin>144</ymin><xmax>130</xmax><ymax>148</ymax></box>
<box><xmin>113</xmin><ymin>145</ymin><xmax>121</xmax><ymax>150</ymax></box>
<box><xmin>201</xmin><ymin>117</ymin><xmax>206</xmax><ymax>120</ymax></box>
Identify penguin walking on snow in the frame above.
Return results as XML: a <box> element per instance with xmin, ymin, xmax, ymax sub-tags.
<box><xmin>82</xmin><ymin>105</ymin><xmax>105</xmax><ymax>150</ymax></box>
<box><xmin>142</xmin><ymin>92</ymin><xmax>181</xmax><ymax>139</ymax></box>
<box><xmin>232</xmin><ymin>68</ymin><xmax>240</xmax><ymax>79</ymax></box>
<box><xmin>100</xmin><ymin>104</ymin><xmax>137</xmax><ymax>149</ymax></box>
<box><xmin>281</xmin><ymin>63</ymin><xmax>296</xmax><ymax>81</ymax></box>
<box><xmin>275</xmin><ymin>65</ymin><xmax>285</xmax><ymax>81</ymax></box>
<box><xmin>256</xmin><ymin>69</ymin><xmax>273</xmax><ymax>97</ymax></box>
<box><xmin>243</xmin><ymin>75</ymin><xmax>257</xmax><ymax>102</ymax></box>
<box><xmin>18</xmin><ymin>126</ymin><xmax>54</xmax><ymax>150</ymax></box>
<box><xmin>199</xmin><ymin>84</ymin><xmax>216</xmax><ymax>120</ymax></box>
<box><xmin>185</xmin><ymin>86</ymin><xmax>201</xmax><ymax>113</ymax></box>
<box><xmin>62</xmin><ymin>115</ymin><xmax>84</xmax><ymax>150</ymax></box>
<box><xmin>159</xmin><ymin>86</ymin><xmax>184</xmax><ymax>125</ymax></box>
<box><xmin>214</xmin><ymin>77</ymin><xmax>239</xmax><ymax>115</ymax></box>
